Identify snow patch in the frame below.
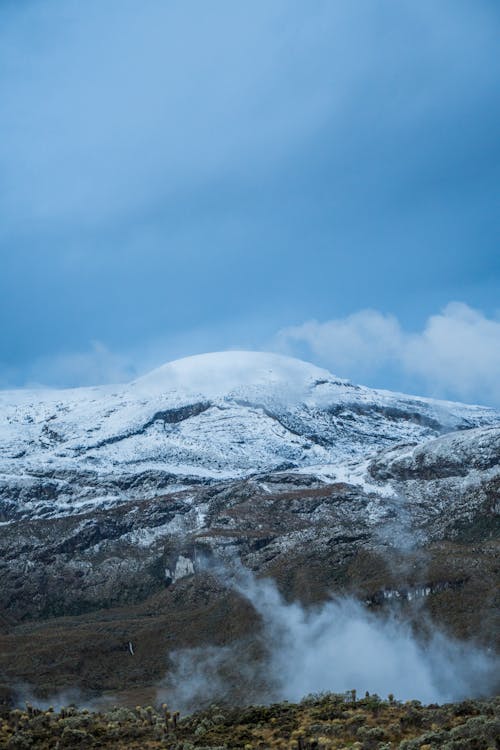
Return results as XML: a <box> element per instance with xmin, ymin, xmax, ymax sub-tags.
<box><xmin>165</xmin><ymin>555</ymin><xmax>195</xmax><ymax>583</ymax></box>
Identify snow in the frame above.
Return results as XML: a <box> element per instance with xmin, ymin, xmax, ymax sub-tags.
<box><xmin>0</xmin><ymin>351</ymin><xmax>499</xmax><ymax>518</ymax></box>
<box><xmin>164</xmin><ymin>555</ymin><xmax>195</xmax><ymax>583</ymax></box>
<box><xmin>299</xmin><ymin>460</ymin><xmax>398</xmax><ymax>500</ymax></box>
<box><xmin>133</xmin><ymin>350</ymin><xmax>336</xmax><ymax>398</ymax></box>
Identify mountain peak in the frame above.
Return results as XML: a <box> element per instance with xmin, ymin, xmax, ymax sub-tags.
<box><xmin>132</xmin><ymin>350</ymin><xmax>337</xmax><ymax>398</ymax></box>
<box><xmin>1</xmin><ymin>349</ymin><xmax>498</xmax><ymax>521</ymax></box>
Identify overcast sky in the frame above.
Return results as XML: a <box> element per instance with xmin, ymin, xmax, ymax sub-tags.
<box><xmin>1</xmin><ymin>0</ymin><xmax>499</xmax><ymax>404</ymax></box>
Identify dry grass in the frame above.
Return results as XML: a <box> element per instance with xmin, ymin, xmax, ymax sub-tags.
<box><xmin>1</xmin><ymin>692</ymin><xmax>499</xmax><ymax>749</ymax></box>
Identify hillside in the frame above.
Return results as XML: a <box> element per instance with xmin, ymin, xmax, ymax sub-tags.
<box><xmin>0</xmin><ymin>352</ymin><xmax>499</xmax><ymax>706</ymax></box>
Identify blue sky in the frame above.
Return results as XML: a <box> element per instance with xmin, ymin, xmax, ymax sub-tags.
<box><xmin>1</xmin><ymin>1</ymin><xmax>499</xmax><ymax>404</ymax></box>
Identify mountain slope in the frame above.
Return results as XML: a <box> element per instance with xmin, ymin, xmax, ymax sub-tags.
<box><xmin>0</xmin><ymin>352</ymin><xmax>499</xmax><ymax>702</ymax></box>
<box><xmin>1</xmin><ymin>351</ymin><xmax>498</xmax><ymax>520</ymax></box>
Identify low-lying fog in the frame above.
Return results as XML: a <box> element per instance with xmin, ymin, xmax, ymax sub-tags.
<box><xmin>159</xmin><ymin>565</ymin><xmax>499</xmax><ymax>713</ymax></box>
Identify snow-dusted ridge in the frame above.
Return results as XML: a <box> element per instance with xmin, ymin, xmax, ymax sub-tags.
<box><xmin>1</xmin><ymin>351</ymin><xmax>498</xmax><ymax>519</ymax></box>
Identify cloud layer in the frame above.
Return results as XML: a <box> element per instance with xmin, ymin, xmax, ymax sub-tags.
<box><xmin>277</xmin><ymin>303</ymin><xmax>500</xmax><ymax>405</ymax></box>
<box><xmin>3</xmin><ymin>302</ymin><xmax>499</xmax><ymax>409</ymax></box>
<box><xmin>1</xmin><ymin>1</ymin><xmax>498</xmax><ymax>377</ymax></box>
<box><xmin>159</xmin><ymin>567</ymin><xmax>499</xmax><ymax>713</ymax></box>
<box><xmin>0</xmin><ymin>0</ymin><xmax>340</xmax><ymax>229</ymax></box>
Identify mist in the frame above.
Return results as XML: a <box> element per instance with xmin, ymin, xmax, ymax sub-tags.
<box><xmin>159</xmin><ymin>565</ymin><xmax>499</xmax><ymax>714</ymax></box>
<box><xmin>11</xmin><ymin>685</ymin><xmax>116</xmax><ymax>713</ymax></box>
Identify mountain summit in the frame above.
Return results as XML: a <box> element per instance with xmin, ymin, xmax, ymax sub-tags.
<box><xmin>1</xmin><ymin>351</ymin><xmax>498</xmax><ymax>520</ymax></box>
<box><xmin>132</xmin><ymin>350</ymin><xmax>337</xmax><ymax>397</ymax></box>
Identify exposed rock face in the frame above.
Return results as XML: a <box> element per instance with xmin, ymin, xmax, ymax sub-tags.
<box><xmin>0</xmin><ymin>352</ymin><xmax>498</xmax><ymax>698</ymax></box>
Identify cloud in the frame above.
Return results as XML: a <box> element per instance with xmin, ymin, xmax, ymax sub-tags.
<box><xmin>0</xmin><ymin>1</ymin><xmax>498</xmax><ymax>376</ymax></box>
<box><xmin>1</xmin><ymin>0</ymin><xmax>497</xmax><ymax>234</ymax></box>
<box><xmin>15</xmin><ymin>341</ymin><xmax>137</xmax><ymax>389</ymax></box>
<box><xmin>159</xmin><ymin>566</ymin><xmax>499</xmax><ymax>712</ymax></box>
<box><xmin>0</xmin><ymin>0</ymin><xmax>337</xmax><ymax>231</ymax></box>
<box><xmin>277</xmin><ymin>303</ymin><xmax>500</xmax><ymax>405</ymax></box>
<box><xmin>4</xmin><ymin>302</ymin><xmax>500</xmax><ymax>404</ymax></box>
<box><xmin>403</xmin><ymin>303</ymin><xmax>500</xmax><ymax>403</ymax></box>
<box><xmin>0</xmin><ymin>2</ymin><xmax>498</xmax><ymax>394</ymax></box>
<box><xmin>277</xmin><ymin>310</ymin><xmax>404</xmax><ymax>375</ymax></box>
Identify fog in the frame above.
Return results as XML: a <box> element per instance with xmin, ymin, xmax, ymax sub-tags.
<box><xmin>12</xmin><ymin>563</ymin><xmax>498</xmax><ymax>714</ymax></box>
<box><xmin>159</xmin><ymin>564</ymin><xmax>499</xmax><ymax>714</ymax></box>
<box><xmin>12</xmin><ymin>685</ymin><xmax>116</xmax><ymax>712</ymax></box>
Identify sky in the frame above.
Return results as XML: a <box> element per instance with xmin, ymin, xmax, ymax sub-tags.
<box><xmin>1</xmin><ymin>0</ymin><xmax>499</xmax><ymax>405</ymax></box>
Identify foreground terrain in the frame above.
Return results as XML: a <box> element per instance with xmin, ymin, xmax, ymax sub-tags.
<box><xmin>1</xmin><ymin>693</ymin><xmax>499</xmax><ymax>749</ymax></box>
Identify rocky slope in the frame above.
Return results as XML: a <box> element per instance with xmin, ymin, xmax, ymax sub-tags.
<box><xmin>1</xmin><ymin>351</ymin><xmax>497</xmax><ymax>521</ymax></box>
<box><xmin>0</xmin><ymin>352</ymin><xmax>499</xmax><ymax>702</ymax></box>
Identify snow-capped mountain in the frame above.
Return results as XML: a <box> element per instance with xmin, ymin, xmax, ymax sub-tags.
<box><xmin>1</xmin><ymin>351</ymin><xmax>498</xmax><ymax>520</ymax></box>
<box><xmin>1</xmin><ymin>352</ymin><xmax>499</xmax><ymax>701</ymax></box>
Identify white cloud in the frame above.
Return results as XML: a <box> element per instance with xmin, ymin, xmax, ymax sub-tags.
<box><xmin>403</xmin><ymin>303</ymin><xmax>500</xmax><ymax>402</ymax></box>
<box><xmin>22</xmin><ymin>341</ymin><xmax>137</xmax><ymax>388</ymax></box>
<box><xmin>277</xmin><ymin>309</ymin><xmax>404</xmax><ymax>375</ymax></box>
<box><xmin>160</xmin><ymin>566</ymin><xmax>498</xmax><ymax>711</ymax></box>
<box><xmin>277</xmin><ymin>303</ymin><xmax>500</xmax><ymax>406</ymax></box>
<box><xmin>4</xmin><ymin>303</ymin><xmax>500</xmax><ymax>405</ymax></box>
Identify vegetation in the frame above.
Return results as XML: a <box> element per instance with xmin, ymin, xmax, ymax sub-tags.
<box><xmin>1</xmin><ymin>692</ymin><xmax>499</xmax><ymax>749</ymax></box>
